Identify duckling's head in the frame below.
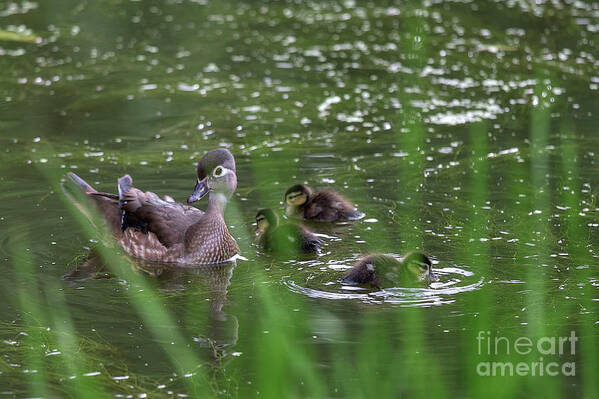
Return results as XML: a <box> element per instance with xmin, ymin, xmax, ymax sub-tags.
<box><xmin>188</xmin><ymin>148</ymin><xmax>237</xmax><ymax>204</ymax></box>
<box><xmin>284</xmin><ymin>184</ymin><xmax>312</xmax><ymax>215</ymax></box>
<box><xmin>400</xmin><ymin>252</ymin><xmax>438</xmax><ymax>282</ymax></box>
<box><xmin>255</xmin><ymin>208</ymin><xmax>279</xmax><ymax>236</ymax></box>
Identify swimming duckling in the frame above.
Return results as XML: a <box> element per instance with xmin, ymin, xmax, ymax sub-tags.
<box><xmin>341</xmin><ymin>252</ymin><xmax>438</xmax><ymax>288</ymax></box>
<box><xmin>284</xmin><ymin>184</ymin><xmax>364</xmax><ymax>222</ymax></box>
<box><xmin>255</xmin><ymin>208</ymin><xmax>321</xmax><ymax>254</ymax></box>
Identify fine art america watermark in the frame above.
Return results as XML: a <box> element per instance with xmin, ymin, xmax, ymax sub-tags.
<box><xmin>476</xmin><ymin>331</ymin><xmax>577</xmax><ymax>377</ymax></box>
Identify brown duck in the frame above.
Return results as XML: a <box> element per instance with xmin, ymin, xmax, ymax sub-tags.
<box><xmin>67</xmin><ymin>148</ymin><xmax>240</xmax><ymax>265</ymax></box>
<box><xmin>283</xmin><ymin>184</ymin><xmax>364</xmax><ymax>222</ymax></box>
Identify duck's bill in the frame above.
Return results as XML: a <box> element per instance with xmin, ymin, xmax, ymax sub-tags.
<box><xmin>187</xmin><ymin>179</ymin><xmax>209</xmax><ymax>203</ymax></box>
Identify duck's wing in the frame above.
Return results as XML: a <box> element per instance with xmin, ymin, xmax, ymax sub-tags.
<box><xmin>118</xmin><ymin>175</ymin><xmax>204</xmax><ymax>247</ymax></box>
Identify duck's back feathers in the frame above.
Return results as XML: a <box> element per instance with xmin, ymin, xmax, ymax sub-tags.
<box><xmin>342</xmin><ymin>254</ymin><xmax>382</xmax><ymax>286</ymax></box>
<box><xmin>67</xmin><ymin>172</ymin><xmax>204</xmax><ymax>262</ymax></box>
<box><xmin>341</xmin><ymin>254</ymin><xmax>399</xmax><ymax>287</ymax></box>
<box><xmin>303</xmin><ymin>189</ymin><xmax>362</xmax><ymax>222</ymax></box>
<box><xmin>115</xmin><ymin>175</ymin><xmax>238</xmax><ymax>264</ymax></box>
<box><xmin>117</xmin><ymin>175</ymin><xmax>204</xmax><ymax>248</ymax></box>
<box><xmin>259</xmin><ymin>223</ymin><xmax>321</xmax><ymax>254</ymax></box>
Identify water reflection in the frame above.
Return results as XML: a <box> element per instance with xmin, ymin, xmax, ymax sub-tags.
<box><xmin>63</xmin><ymin>256</ymin><xmax>238</xmax><ymax>358</ymax></box>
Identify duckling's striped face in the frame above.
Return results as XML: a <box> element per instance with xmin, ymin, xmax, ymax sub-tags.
<box><xmin>255</xmin><ymin>209</ymin><xmax>278</xmax><ymax>235</ymax></box>
<box><xmin>285</xmin><ymin>191</ymin><xmax>308</xmax><ymax>207</ymax></box>
<box><xmin>255</xmin><ymin>213</ymin><xmax>269</xmax><ymax>234</ymax></box>
<box><xmin>402</xmin><ymin>252</ymin><xmax>437</xmax><ymax>282</ymax></box>
<box><xmin>406</xmin><ymin>260</ymin><xmax>432</xmax><ymax>281</ymax></box>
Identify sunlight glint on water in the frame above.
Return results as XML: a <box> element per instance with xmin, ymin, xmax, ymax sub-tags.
<box><xmin>0</xmin><ymin>0</ymin><xmax>598</xmax><ymax>397</ymax></box>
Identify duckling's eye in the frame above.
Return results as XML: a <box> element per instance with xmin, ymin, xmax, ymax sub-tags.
<box><xmin>256</xmin><ymin>216</ymin><xmax>264</xmax><ymax>223</ymax></box>
<box><xmin>419</xmin><ymin>263</ymin><xmax>429</xmax><ymax>270</ymax></box>
<box><xmin>213</xmin><ymin>166</ymin><xmax>224</xmax><ymax>177</ymax></box>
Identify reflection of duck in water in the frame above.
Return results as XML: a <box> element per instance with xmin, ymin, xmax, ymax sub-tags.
<box><xmin>255</xmin><ymin>208</ymin><xmax>321</xmax><ymax>254</ymax></box>
<box><xmin>283</xmin><ymin>184</ymin><xmax>364</xmax><ymax>222</ymax></box>
<box><xmin>65</xmin><ymin>148</ymin><xmax>239</xmax><ymax>265</ymax></box>
<box><xmin>63</xmin><ymin>257</ymin><xmax>239</xmax><ymax>358</ymax></box>
<box><xmin>140</xmin><ymin>261</ymin><xmax>239</xmax><ymax>356</ymax></box>
<box><xmin>341</xmin><ymin>252</ymin><xmax>438</xmax><ymax>289</ymax></box>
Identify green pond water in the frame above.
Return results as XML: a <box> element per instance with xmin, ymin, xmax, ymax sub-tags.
<box><xmin>1</xmin><ymin>0</ymin><xmax>598</xmax><ymax>397</ymax></box>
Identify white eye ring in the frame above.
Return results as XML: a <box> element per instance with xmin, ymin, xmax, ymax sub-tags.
<box><xmin>212</xmin><ymin>166</ymin><xmax>229</xmax><ymax>178</ymax></box>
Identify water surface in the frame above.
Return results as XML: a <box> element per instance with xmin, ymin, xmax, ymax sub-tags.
<box><xmin>1</xmin><ymin>0</ymin><xmax>598</xmax><ymax>397</ymax></box>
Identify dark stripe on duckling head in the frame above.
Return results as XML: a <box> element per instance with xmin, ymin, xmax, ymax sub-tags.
<box><xmin>401</xmin><ymin>251</ymin><xmax>437</xmax><ymax>282</ymax></box>
<box><xmin>402</xmin><ymin>251</ymin><xmax>432</xmax><ymax>267</ymax></box>
<box><xmin>255</xmin><ymin>208</ymin><xmax>279</xmax><ymax>228</ymax></box>
<box><xmin>284</xmin><ymin>184</ymin><xmax>312</xmax><ymax>200</ymax></box>
<box><xmin>284</xmin><ymin>184</ymin><xmax>312</xmax><ymax>210</ymax></box>
<box><xmin>255</xmin><ymin>208</ymin><xmax>280</xmax><ymax>238</ymax></box>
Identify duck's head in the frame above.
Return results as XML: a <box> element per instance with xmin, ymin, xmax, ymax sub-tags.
<box><xmin>188</xmin><ymin>148</ymin><xmax>237</xmax><ymax>204</ymax></box>
<box><xmin>255</xmin><ymin>208</ymin><xmax>279</xmax><ymax>236</ymax></box>
<box><xmin>400</xmin><ymin>252</ymin><xmax>438</xmax><ymax>282</ymax></box>
<box><xmin>284</xmin><ymin>184</ymin><xmax>312</xmax><ymax>215</ymax></box>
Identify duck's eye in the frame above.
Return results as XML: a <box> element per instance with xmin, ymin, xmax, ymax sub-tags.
<box><xmin>213</xmin><ymin>166</ymin><xmax>224</xmax><ymax>177</ymax></box>
<box><xmin>256</xmin><ymin>216</ymin><xmax>264</xmax><ymax>223</ymax></box>
<box><xmin>419</xmin><ymin>263</ymin><xmax>429</xmax><ymax>271</ymax></box>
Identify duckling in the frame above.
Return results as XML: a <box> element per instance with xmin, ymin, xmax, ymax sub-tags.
<box><xmin>255</xmin><ymin>208</ymin><xmax>321</xmax><ymax>254</ymax></box>
<box><xmin>341</xmin><ymin>252</ymin><xmax>438</xmax><ymax>288</ymax></box>
<box><xmin>284</xmin><ymin>184</ymin><xmax>364</xmax><ymax>222</ymax></box>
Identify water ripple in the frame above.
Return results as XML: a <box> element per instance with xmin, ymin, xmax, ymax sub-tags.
<box><xmin>284</xmin><ymin>268</ymin><xmax>485</xmax><ymax>307</ymax></box>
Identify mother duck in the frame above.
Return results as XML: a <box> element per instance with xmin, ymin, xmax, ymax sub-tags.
<box><xmin>67</xmin><ymin>148</ymin><xmax>239</xmax><ymax>265</ymax></box>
